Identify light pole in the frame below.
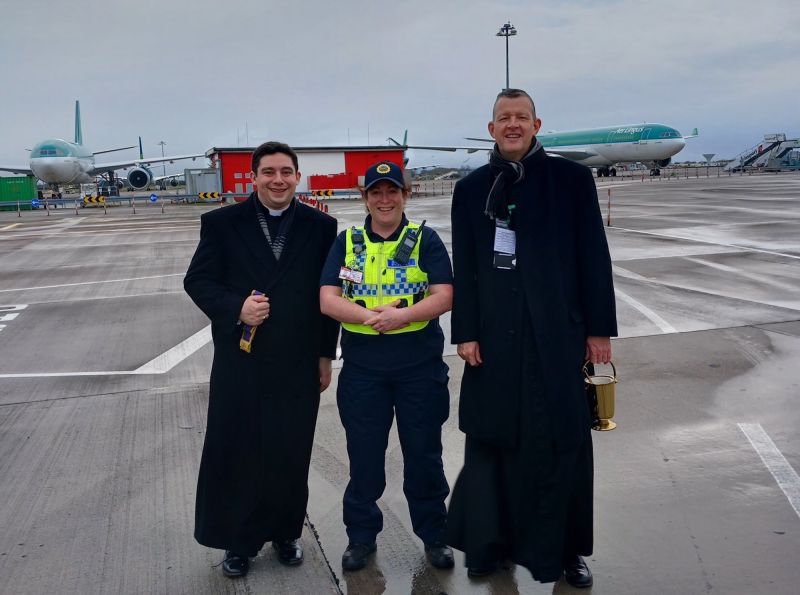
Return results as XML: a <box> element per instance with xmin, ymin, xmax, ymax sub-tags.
<box><xmin>496</xmin><ymin>21</ymin><xmax>517</xmax><ymax>89</ymax></box>
<box><xmin>158</xmin><ymin>141</ymin><xmax>166</xmax><ymax>177</ymax></box>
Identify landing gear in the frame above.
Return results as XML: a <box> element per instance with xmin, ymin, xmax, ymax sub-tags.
<box><xmin>98</xmin><ymin>172</ymin><xmax>120</xmax><ymax>197</ymax></box>
<box><xmin>650</xmin><ymin>168</ymin><xmax>661</xmax><ymax>176</ymax></box>
<box><xmin>596</xmin><ymin>167</ymin><xmax>617</xmax><ymax>178</ymax></box>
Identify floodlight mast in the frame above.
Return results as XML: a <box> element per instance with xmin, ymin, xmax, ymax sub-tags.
<box><xmin>496</xmin><ymin>21</ymin><xmax>517</xmax><ymax>89</ymax></box>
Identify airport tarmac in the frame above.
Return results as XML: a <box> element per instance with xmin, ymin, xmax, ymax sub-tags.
<box><xmin>1</xmin><ymin>172</ymin><xmax>799</xmax><ymax>594</ymax></box>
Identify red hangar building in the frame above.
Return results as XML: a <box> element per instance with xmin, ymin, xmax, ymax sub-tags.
<box><xmin>206</xmin><ymin>146</ymin><xmax>406</xmax><ymax>197</ymax></box>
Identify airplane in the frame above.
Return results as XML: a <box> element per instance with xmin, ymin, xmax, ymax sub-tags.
<box><xmin>0</xmin><ymin>100</ymin><xmax>205</xmax><ymax>189</ymax></box>
<box><xmin>387</xmin><ymin>131</ymin><xmax>438</xmax><ymax>171</ymax></box>
<box><xmin>394</xmin><ymin>124</ymin><xmax>698</xmax><ymax>177</ymax></box>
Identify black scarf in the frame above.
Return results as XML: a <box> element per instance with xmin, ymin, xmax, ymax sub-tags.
<box><xmin>484</xmin><ymin>139</ymin><xmax>544</xmax><ymax>221</ymax></box>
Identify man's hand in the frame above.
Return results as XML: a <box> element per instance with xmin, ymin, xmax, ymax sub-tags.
<box><xmin>585</xmin><ymin>336</ymin><xmax>612</xmax><ymax>364</ymax></box>
<box><xmin>239</xmin><ymin>293</ymin><xmax>270</xmax><ymax>326</ymax></box>
<box><xmin>364</xmin><ymin>300</ymin><xmax>410</xmax><ymax>333</ymax></box>
<box><xmin>457</xmin><ymin>341</ymin><xmax>483</xmax><ymax>367</ymax></box>
<box><xmin>319</xmin><ymin>358</ymin><xmax>332</xmax><ymax>392</ymax></box>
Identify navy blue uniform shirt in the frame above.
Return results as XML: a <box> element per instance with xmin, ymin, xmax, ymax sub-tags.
<box><xmin>320</xmin><ymin>214</ymin><xmax>453</xmax><ymax>371</ymax></box>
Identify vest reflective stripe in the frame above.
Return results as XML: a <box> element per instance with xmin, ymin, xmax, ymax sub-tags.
<box><xmin>342</xmin><ymin>222</ymin><xmax>429</xmax><ymax>335</ymax></box>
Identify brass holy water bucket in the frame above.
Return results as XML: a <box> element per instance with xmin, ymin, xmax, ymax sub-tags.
<box><xmin>583</xmin><ymin>361</ymin><xmax>618</xmax><ymax>431</ymax></box>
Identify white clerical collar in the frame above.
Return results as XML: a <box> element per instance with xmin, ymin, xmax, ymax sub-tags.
<box><xmin>267</xmin><ymin>204</ymin><xmax>291</xmax><ymax>216</ymax></box>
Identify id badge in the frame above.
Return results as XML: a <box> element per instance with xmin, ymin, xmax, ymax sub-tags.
<box><xmin>493</xmin><ymin>219</ymin><xmax>516</xmax><ymax>270</ymax></box>
<box><xmin>339</xmin><ymin>266</ymin><xmax>364</xmax><ymax>284</ymax></box>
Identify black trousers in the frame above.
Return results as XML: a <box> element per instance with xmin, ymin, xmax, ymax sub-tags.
<box><xmin>337</xmin><ymin>358</ymin><xmax>451</xmax><ymax>545</ymax></box>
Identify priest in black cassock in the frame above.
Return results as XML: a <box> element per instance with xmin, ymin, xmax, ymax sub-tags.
<box><xmin>184</xmin><ymin>141</ymin><xmax>338</xmax><ymax>579</ymax></box>
<box><xmin>446</xmin><ymin>89</ymin><xmax>617</xmax><ymax>588</ymax></box>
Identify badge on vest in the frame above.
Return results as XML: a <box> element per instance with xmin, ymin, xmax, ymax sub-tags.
<box><xmin>493</xmin><ymin>219</ymin><xmax>517</xmax><ymax>270</ymax></box>
<box><xmin>339</xmin><ymin>266</ymin><xmax>364</xmax><ymax>284</ymax></box>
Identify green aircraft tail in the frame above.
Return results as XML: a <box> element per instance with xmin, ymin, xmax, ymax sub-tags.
<box><xmin>74</xmin><ymin>100</ymin><xmax>83</xmax><ymax>145</ymax></box>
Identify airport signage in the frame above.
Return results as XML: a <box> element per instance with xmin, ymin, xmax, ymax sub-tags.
<box><xmin>150</xmin><ymin>193</ymin><xmax>158</xmax><ymax>203</ymax></box>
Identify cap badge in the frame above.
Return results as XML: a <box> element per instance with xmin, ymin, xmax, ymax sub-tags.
<box><xmin>376</xmin><ymin>163</ymin><xmax>391</xmax><ymax>174</ymax></box>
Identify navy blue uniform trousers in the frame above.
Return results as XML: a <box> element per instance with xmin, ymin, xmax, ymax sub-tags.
<box><xmin>337</xmin><ymin>358</ymin><xmax>451</xmax><ymax>545</ymax></box>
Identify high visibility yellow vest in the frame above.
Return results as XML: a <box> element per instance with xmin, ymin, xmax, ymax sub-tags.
<box><xmin>342</xmin><ymin>222</ymin><xmax>430</xmax><ymax>335</ymax></box>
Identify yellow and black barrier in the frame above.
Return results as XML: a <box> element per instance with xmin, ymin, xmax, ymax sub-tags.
<box><xmin>311</xmin><ymin>189</ymin><xmax>334</xmax><ymax>197</ymax></box>
<box><xmin>83</xmin><ymin>195</ymin><xmax>106</xmax><ymax>206</ymax></box>
<box><xmin>198</xmin><ymin>192</ymin><xmax>220</xmax><ymax>200</ymax></box>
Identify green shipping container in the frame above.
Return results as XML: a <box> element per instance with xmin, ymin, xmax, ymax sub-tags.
<box><xmin>0</xmin><ymin>176</ymin><xmax>38</xmax><ymax>210</ymax></box>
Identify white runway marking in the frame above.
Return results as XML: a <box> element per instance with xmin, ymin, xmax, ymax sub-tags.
<box><xmin>611</xmin><ymin>226</ymin><xmax>800</xmax><ymax>261</ymax></box>
<box><xmin>684</xmin><ymin>257</ymin><xmax>799</xmax><ymax>292</ymax></box>
<box><xmin>133</xmin><ymin>325</ymin><xmax>211</xmax><ymax>374</ymax></box>
<box><xmin>0</xmin><ymin>273</ymin><xmax>184</xmax><ymax>293</ymax></box>
<box><xmin>0</xmin><ymin>371</ymin><xmax>134</xmax><ymax>378</ymax></box>
<box><xmin>23</xmin><ymin>290</ymin><xmax>186</xmax><ymax>306</ymax></box>
<box><xmin>59</xmin><ymin>217</ymin><xmax>86</xmax><ymax>228</ymax></box>
<box><xmin>614</xmin><ymin>288</ymin><xmax>677</xmax><ymax>333</ymax></box>
<box><xmin>738</xmin><ymin>423</ymin><xmax>800</xmax><ymax>519</ymax></box>
<box><xmin>0</xmin><ymin>223</ymin><xmax>21</xmax><ymax>231</ymax></box>
<box><xmin>0</xmin><ymin>325</ymin><xmax>211</xmax><ymax>378</ymax></box>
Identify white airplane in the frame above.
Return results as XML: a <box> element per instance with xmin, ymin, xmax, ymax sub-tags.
<box><xmin>0</xmin><ymin>101</ymin><xmax>205</xmax><ymax>189</ymax></box>
<box><xmin>395</xmin><ymin>124</ymin><xmax>698</xmax><ymax>177</ymax></box>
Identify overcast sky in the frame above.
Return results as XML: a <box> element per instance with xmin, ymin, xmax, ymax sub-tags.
<box><xmin>1</xmin><ymin>0</ymin><xmax>798</xmax><ymax>171</ymax></box>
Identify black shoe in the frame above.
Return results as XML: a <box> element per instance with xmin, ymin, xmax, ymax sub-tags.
<box><xmin>563</xmin><ymin>555</ymin><xmax>593</xmax><ymax>588</ymax></box>
<box><xmin>222</xmin><ymin>551</ymin><xmax>249</xmax><ymax>578</ymax></box>
<box><xmin>272</xmin><ymin>539</ymin><xmax>303</xmax><ymax>566</ymax></box>
<box><xmin>341</xmin><ymin>542</ymin><xmax>377</xmax><ymax>572</ymax></box>
<box><xmin>467</xmin><ymin>562</ymin><xmax>498</xmax><ymax>578</ymax></box>
<box><xmin>424</xmin><ymin>541</ymin><xmax>455</xmax><ymax>569</ymax></box>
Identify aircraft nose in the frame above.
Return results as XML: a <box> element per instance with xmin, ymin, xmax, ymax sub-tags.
<box><xmin>32</xmin><ymin>160</ymin><xmax>57</xmax><ymax>181</ymax></box>
<box><xmin>32</xmin><ymin>158</ymin><xmax>74</xmax><ymax>183</ymax></box>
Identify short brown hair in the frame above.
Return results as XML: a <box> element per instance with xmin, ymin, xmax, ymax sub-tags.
<box><xmin>492</xmin><ymin>88</ymin><xmax>536</xmax><ymax>119</ymax></box>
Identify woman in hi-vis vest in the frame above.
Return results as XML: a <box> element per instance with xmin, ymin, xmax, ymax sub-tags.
<box><xmin>320</xmin><ymin>161</ymin><xmax>455</xmax><ymax>573</ymax></box>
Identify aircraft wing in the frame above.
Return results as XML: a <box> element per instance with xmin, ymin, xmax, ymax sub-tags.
<box><xmin>90</xmin><ymin>153</ymin><xmax>205</xmax><ymax>176</ymax></box>
<box><xmin>404</xmin><ymin>143</ymin><xmax>599</xmax><ymax>161</ymax></box>
<box><xmin>544</xmin><ymin>147</ymin><xmax>598</xmax><ymax>161</ymax></box>
<box><xmin>153</xmin><ymin>172</ymin><xmax>183</xmax><ymax>182</ymax></box>
<box><xmin>93</xmin><ymin>145</ymin><xmax>137</xmax><ymax>156</ymax></box>
<box><xmin>0</xmin><ymin>165</ymin><xmax>34</xmax><ymax>175</ymax></box>
<box><xmin>403</xmin><ymin>144</ymin><xmax>490</xmax><ymax>154</ymax></box>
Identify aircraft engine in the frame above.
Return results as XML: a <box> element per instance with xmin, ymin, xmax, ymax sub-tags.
<box><xmin>127</xmin><ymin>167</ymin><xmax>153</xmax><ymax>189</ymax></box>
<box><xmin>656</xmin><ymin>158</ymin><xmax>672</xmax><ymax>167</ymax></box>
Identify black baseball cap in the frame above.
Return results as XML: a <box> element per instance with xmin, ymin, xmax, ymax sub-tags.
<box><xmin>364</xmin><ymin>161</ymin><xmax>404</xmax><ymax>190</ymax></box>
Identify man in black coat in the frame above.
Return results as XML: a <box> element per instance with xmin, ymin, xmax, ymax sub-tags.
<box><xmin>184</xmin><ymin>141</ymin><xmax>338</xmax><ymax>578</ymax></box>
<box><xmin>446</xmin><ymin>89</ymin><xmax>617</xmax><ymax>587</ymax></box>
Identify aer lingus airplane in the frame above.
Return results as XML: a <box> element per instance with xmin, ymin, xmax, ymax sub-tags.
<box><xmin>0</xmin><ymin>101</ymin><xmax>205</xmax><ymax>189</ymax></box>
<box><xmin>392</xmin><ymin>123</ymin><xmax>698</xmax><ymax>177</ymax></box>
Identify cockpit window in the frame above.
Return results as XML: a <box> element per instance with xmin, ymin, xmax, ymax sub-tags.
<box><xmin>32</xmin><ymin>141</ymin><xmax>71</xmax><ymax>158</ymax></box>
<box><xmin>660</xmin><ymin>131</ymin><xmax>680</xmax><ymax>138</ymax></box>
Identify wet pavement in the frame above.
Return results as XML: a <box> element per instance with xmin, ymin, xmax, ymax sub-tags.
<box><xmin>1</xmin><ymin>172</ymin><xmax>799</xmax><ymax>594</ymax></box>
